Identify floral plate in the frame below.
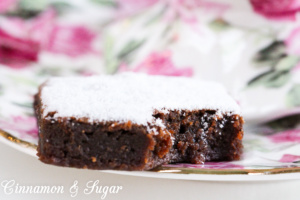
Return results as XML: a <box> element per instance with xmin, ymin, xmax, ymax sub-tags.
<box><xmin>1</xmin><ymin>0</ymin><xmax>300</xmax><ymax>180</ymax></box>
<box><xmin>1</xmin><ymin>66</ymin><xmax>300</xmax><ymax>181</ymax></box>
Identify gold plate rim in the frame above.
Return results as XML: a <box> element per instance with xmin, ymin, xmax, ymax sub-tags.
<box><xmin>0</xmin><ymin>129</ymin><xmax>37</xmax><ymax>150</ymax></box>
<box><xmin>152</xmin><ymin>166</ymin><xmax>300</xmax><ymax>175</ymax></box>
<box><xmin>1</xmin><ymin>128</ymin><xmax>300</xmax><ymax>176</ymax></box>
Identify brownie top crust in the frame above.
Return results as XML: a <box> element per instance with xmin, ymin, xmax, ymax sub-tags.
<box><xmin>40</xmin><ymin>73</ymin><xmax>240</xmax><ymax>126</ymax></box>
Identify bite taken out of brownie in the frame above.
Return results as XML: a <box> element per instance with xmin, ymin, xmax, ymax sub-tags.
<box><xmin>34</xmin><ymin>73</ymin><xmax>244</xmax><ymax>171</ymax></box>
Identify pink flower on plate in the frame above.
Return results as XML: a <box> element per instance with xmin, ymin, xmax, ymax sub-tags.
<box><xmin>0</xmin><ymin>0</ymin><xmax>17</xmax><ymax>13</ymax></box>
<box><xmin>45</xmin><ymin>25</ymin><xmax>97</xmax><ymax>57</ymax></box>
<box><xmin>285</xmin><ymin>27</ymin><xmax>300</xmax><ymax>55</ymax></box>
<box><xmin>165</xmin><ymin>0</ymin><xmax>229</xmax><ymax>23</ymax></box>
<box><xmin>0</xmin><ymin>28</ymin><xmax>40</xmax><ymax>68</ymax></box>
<box><xmin>292</xmin><ymin>62</ymin><xmax>300</xmax><ymax>72</ymax></box>
<box><xmin>164</xmin><ymin>162</ymin><xmax>244</xmax><ymax>169</ymax></box>
<box><xmin>29</xmin><ymin>8</ymin><xmax>56</xmax><ymax>45</ymax></box>
<box><xmin>285</xmin><ymin>27</ymin><xmax>300</xmax><ymax>72</ymax></box>
<box><xmin>0</xmin><ymin>116</ymin><xmax>38</xmax><ymax>138</ymax></box>
<box><xmin>0</xmin><ymin>8</ymin><xmax>97</xmax><ymax>68</ymax></box>
<box><xmin>119</xmin><ymin>51</ymin><xmax>194</xmax><ymax>77</ymax></box>
<box><xmin>279</xmin><ymin>154</ymin><xmax>300</xmax><ymax>162</ymax></box>
<box><xmin>117</xmin><ymin>0</ymin><xmax>158</xmax><ymax>16</ymax></box>
<box><xmin>249</xmin><ymin>0</ymin><xmax>300</xmax><ymax>21</ymax></box>
<box><xmin>268</xmin><ymin>129</ymin><xmax>300</xmax><ymax>143</ymax></box>
<box><xmin>30</xmin><ymin>8</ymin><xmax>97</xmax><ymax>57</ymax></box>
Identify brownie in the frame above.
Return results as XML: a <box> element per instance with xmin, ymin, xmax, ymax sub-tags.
<box><xmin>35</xmin><ymin>73</ymin><xmax>244</xmax><ymax>170</ymax></box>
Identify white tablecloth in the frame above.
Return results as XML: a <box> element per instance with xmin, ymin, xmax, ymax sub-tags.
<box><xmin>0</xmin><ymin>143</ymin><xmax>300</xmax><ymax>200</ymax></box>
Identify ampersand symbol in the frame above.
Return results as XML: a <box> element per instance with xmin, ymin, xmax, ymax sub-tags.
<box><xmin>70</xmin><ymin>180</ymin><xmax>79</xmax><ymax>197</ymax></box>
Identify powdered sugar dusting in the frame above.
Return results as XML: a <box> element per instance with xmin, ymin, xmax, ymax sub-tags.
<box><xmin>41</xmin><ymin>73</ymin><xmax>240</xmax><ymax>126</ymax></box>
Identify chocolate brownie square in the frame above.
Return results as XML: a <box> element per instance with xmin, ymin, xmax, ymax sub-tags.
<box><xmin>35</xmin><ymin>73</ymin><xmax>243</xmax><ymax>170</ymax></box>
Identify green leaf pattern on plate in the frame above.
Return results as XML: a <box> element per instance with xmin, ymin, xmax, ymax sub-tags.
<box><xmin>249</xmin><ymin>41</ymin><xmax>300</xmax><ymax>88</ymax></box>
<box><xmin>286</xmin><ymin>84</ymin><xmax>300</xmax><ymax>107</ymax></box>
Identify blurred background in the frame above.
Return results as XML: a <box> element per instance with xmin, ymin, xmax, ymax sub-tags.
<box><xmin>1</xmin><ymin>0</ymin><xmax>300</xmax><ymax>125</ymax></box>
